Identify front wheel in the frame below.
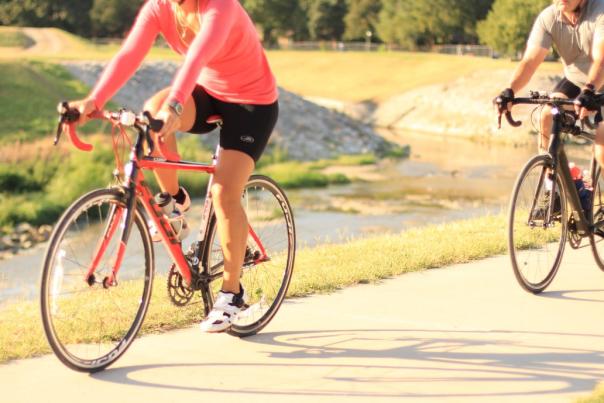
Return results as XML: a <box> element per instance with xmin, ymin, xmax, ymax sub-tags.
<box><xmin>508</xmin><ymin>155</ymin><xmax>567</xmax><ymax>294</ymax></box>
<box><xmin>204</xmin><ymin>175</ymin><xmax>296</xmax><ymax>337</ymax></box>
<box><xmin>40</xmin><ymin>188</ymin><xmax>154</xmax><ymax>372</ymax></box>
<box><xmin>589</xmin><ymin>159</ymin><xmax>604</xmax><ymax>271</ymax></box>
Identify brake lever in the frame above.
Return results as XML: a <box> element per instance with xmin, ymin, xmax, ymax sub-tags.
<box><xmin>54</xmin><ymin>101</ymin><xmax>70</xmax><ymax>146</ymax></box>
<box><xmin>54</xmin><ymin>117</ymin><xmax>64</xmax><ymax>146</ymax></box>
<box><xmin>145</xmin><ymin>128</ymin><xmax>155</xmax><ymax>157</ymax></box>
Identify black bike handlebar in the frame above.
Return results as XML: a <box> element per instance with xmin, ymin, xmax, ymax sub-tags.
<box><xmin>495</xmin><ymin>93</ymin><xmax>604</xmax><ymax>130</ymax></box>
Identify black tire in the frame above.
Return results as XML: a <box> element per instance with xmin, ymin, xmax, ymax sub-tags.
<box><xmin>589</xmin><ymin>159</ymin><xmax>604</xmax><ymax>271</ymax></box>
<box><xmin>40</xmin><ymin>188</ymin><xmax>154</xmax><ymax>372</ymax></box>
<box><xmin>204</xmin><ymin>175</ymin><xmax>295</xmax><ymax>337</ymax></box>
<box><xmin>508</xmin><ymin>155</ymin><xmax>567</xmax><ymax>294</ymax></box>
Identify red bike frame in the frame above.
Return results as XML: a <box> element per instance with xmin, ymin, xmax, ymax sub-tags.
<box><xmin>64</xmin><ymin>111</ymin><xmax>268</xmax><ymax>289</ymax></box>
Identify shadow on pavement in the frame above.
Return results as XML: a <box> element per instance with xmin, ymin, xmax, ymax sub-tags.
<box><xmin>92</xmin><ymin>328</ymin><xmax>604</xmax><ymax>399</ymax></box>
<box><xmin>538</xmin><ymin>288</ymin><xmax>604</xmax><ymax>303</ymax></box>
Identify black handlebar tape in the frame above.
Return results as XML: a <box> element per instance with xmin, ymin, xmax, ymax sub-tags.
<box><xmin>505</xmin><ymin>111</ymin><xmax>522</xmax><ymax>127</ymax></box>
<box><xmin>143</xmin><ymin>111</ymin><xmax>164</xmax><ymax>132</ymax></box>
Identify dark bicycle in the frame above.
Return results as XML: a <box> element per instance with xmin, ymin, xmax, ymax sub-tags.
<box><xmin>497</xmin><ymin>91</ymin><xmax>604</xmax><ymax>293</ymax></box>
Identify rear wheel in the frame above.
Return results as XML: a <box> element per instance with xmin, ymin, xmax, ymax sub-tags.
<box><xmin>204</xmin><ymin>175</ymin><xmax>295</xmax><ymax>337</ymax></box>
<box><xmin>508</xmin><ymin>155</ymin><xmax>566</xmax><ymax>294</ymax></box>
<box><xmin>40</xmin><ymin>188</ymin><xmax>154</xmax><ymax>372</ymax></box>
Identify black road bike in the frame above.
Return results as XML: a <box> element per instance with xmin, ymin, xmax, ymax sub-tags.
<box><xmin>497</xmin><ymin>92</ymin><xmax>604</xmax><ymax>293</ymax></box>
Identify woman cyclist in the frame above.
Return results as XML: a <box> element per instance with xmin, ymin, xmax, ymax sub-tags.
<box><xmin>70</xmin><ymin>0</ymin><xmax>279</xmax><ymax>333</ymax></box>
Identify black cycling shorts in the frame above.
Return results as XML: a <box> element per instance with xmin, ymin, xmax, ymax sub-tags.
<box><xmin>189</xmin><ymin>85</ymin><xmax>279</xmax><ymax>163</ymax></box>
<box><xmin>552</xmin><ymin>77</ymin><xmax>581</xmax><ymax>99</ymax></box>
<box><xmin>553</xmin><ymin>77</ymin><xmax>603</xmax><ymax>123</ymax></box>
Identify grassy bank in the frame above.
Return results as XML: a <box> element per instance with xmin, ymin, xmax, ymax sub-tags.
<box><xmin>0</xmin><ymin>134</ymin><xmax>391</xmax><ymax>229</ymax></box>
<box><xmin>579</xmin><ymin>386</ymin><xmax>604</xmax><ymax>403</ymax></box>
<box><xmin>0</xmin><ymin>214</ymin><xmax>513</xmax><ymax>363</ymax></box>
<box><xmin>0</xmin><ymin>60</ymin><xmax>96</xmax><ymax>144</ymax></box>
<box><xmin>1</xmin><ymin>28</ymin><xmax>556</xmax><ymax>103</ymax></box>
<box><xmin>0</xmin><ymin>28</ymin><xmax>33</xmax><ymax>48</ymax></box>
<box><xmin>0</xmin><ymin>57</ymin><xmax>404</xmax><ymax>229</ymax></box>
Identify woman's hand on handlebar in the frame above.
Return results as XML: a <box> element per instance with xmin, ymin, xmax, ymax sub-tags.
<box><xmin>69</xmin><ymin>98</ymin><xmax>98</xmax><ymax>125</ymax></box>
<box><xmin>154</xmin><ymin>105</ymin><xmax>181</xmax><ymax>142</ymax></box>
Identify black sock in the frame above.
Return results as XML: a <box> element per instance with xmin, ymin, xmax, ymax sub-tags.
<box><xmin>172</xmin><ymin>187</ymin><xmax>186</xmax><ymax>204</ymax></box>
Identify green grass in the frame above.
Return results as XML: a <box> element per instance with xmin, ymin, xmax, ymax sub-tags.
<box><xmin>267</xmin><ymin>50</ymin><xmax>562</xmax><ymax>102</ymax></box>
<box><xmin>0</xmin><ymin>27</ymin><xmax>557</xmax><ymax>103</ymax></box>
<box><xmin>578</xmin><ymin>385</ymin><xmax>604</xmax><ymax>403</ymax></box>
<box><xmin>1</xmin><ymin>214</ymin><xmax>515</xmax><ymax>363</ymax></box>
<box><xmin>0</xmin><ymin>28</ymin><xmax>33</xmax><ymax>48</ymax></box>
<box><xmin>257</xmin><ymin>160</ymin><xmax>351</xmax><ymax>189</ymax></box>
<box><xmin>0</xmin><ymin>213</ymin><xmax>562</xmax><ymax>363</ymax></box>
<box><xmin>0</xmin><ymin>60</ymin><xmax>101</xmax><ymax>144</ymax></box>
<box><xmin>0</xmin><ymin>130</ymin><xmax>387</xmax><ymax>228</ymax></box>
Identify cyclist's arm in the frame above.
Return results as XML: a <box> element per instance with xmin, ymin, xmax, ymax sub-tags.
<box><xmin>585</xmin><ymin>19</ymin><xmax>604</xmax><ymax>89</ymax></box>
<box><xmin>507</xmin><ymin>9</ymin><xmax>551</xmax><ymax>94</ymax></box>
<box><xmin>508</xmin><ymin>45</ymin><xmax>549</xmax><ymax>94</ymax></box>
<box><xmin>89</xmin><ymin>2</ymin><xmax>160</xmax><ymax>110</ymax></box>
<box><xmin>167</xmin><ymin>0</ymin><xmax>236</xmax><ymax>104</ymax></box>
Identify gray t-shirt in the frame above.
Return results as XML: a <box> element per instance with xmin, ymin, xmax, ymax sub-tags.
<box><xmin>528</xmin><ymin>0</ymin><xmax>604</xmax><ymax>87</ymax></box>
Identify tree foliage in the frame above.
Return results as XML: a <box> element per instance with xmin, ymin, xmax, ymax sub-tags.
<box><xmin>241</xmin><ymin>0</ymin><xmax>308</xmax><ymax>45</ymax></box>
<box><xmin>377</xmin><ymin>0</ymin><xmax>495</xmax><ymax>48</ymax></box>
<box><xmin>477</xmin><ymin>0</ymin><xmax>550</xmax><ymax>57</ymax></box>
<box><xmin>0</xmin><ymin>0</ymin><xmax>551</xmax><ymax>56</ymax></box>
<box><xmin>343</xmin><ymin>0</ymin><xmax>382</xmax><ymax>41</ymax></box>
<box><xmin>0</xmin><ymin>0</ymin><xmax>94</xmax><ymax>36</ymax></box>
<box><xmin>306</xmin><ymin>0</ymin><xmax>348</xmax><ymax>41</ymax></box>
<box><xmin>89</xmin><ymin>0</ymin><xmax>144</xmax><ymax>38</ymax></box>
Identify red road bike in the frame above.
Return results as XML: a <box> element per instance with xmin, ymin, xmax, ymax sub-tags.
<box><xmin>40</xmin><ymin>104</ymin><xmax>296</xmax><ymax>372</ymax></box>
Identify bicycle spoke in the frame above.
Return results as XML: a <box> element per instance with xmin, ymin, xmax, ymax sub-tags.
<box><xmin>41</xmin><ymin>189</ymin><xmax>153</xmax><ymax>372</ymax></box>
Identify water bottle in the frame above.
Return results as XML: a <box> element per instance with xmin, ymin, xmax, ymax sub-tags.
<box><xmin>155</xmin><ymin>192</ymin><xmax>190</xmax><ymax>242</ymax></box>
<box><xmin>569</xmin><ymin>163</ymin><xmax>593</xmax><ymax>213</ymax></box>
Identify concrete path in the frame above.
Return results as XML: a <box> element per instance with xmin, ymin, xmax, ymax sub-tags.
<box><xmin>3</xmin><ymin>245</ymin><xmax>604</xmax><ymax>403</ymax></box>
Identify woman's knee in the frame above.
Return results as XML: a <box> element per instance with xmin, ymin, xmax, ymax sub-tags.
<box><xmin>143</xmin><ymin>87</ymin><xmax>171</xmax><ymax>115</ymax></box>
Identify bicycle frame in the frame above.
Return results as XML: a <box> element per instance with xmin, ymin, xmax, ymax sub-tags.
<box><xmin>82</xmin><ymin>117</ymin><xmax>269</xmax><ymax>291</ymax></box>
<box><xmin>541</xmin><ymin>105</ymin><xmax>590</xmax><ymax>235</ymax></box>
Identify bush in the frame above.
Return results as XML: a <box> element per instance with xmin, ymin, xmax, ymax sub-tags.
<box><xmin>477</xmin><ymin>0</ymin><xmax>550</xmax><ymax>57</ymax></box>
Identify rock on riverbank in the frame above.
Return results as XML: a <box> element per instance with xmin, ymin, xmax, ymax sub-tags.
<box><xmin>311</xmin><ymin>69</ymin><xmax>563</xmax><ymax>143</ymax></box>
<box><xmin>63</xmin><ymin>61</ymin><xmax>393</xmax><ymax>160</ymax></box>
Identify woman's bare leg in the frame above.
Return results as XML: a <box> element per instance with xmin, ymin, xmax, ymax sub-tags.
<box><xmin>143</xmin><ymin>87</ymin><xmax>197</xmax><ymax>194</ymax></box>
<box><xmin>210</xmin><ymin>149</ymin><xmax>255</xmax><ymax>294</ymax></box>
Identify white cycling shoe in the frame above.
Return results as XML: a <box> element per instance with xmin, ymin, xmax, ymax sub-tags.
<box><xmin>200</xmin><ymin>288</ymin><xmax>248</xmax><ymax>333</ymax></box>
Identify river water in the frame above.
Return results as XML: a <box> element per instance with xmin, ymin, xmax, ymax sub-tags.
<box><xmin>0</xmin><ymin>131</ymin><xmax>593</xmax><ymax>306</ymax></box>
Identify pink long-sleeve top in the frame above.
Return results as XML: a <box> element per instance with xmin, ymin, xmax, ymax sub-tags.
<box><xmin>90</xmin><ymin>0</ymin><xmax>278</xmax><ymax>109</ymax></box>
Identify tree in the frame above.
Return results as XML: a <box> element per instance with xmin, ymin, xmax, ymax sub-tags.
<box><xmin>241</xmin><ymin>0</ymin><xmax>309</xmax><ymax>45</ymax></box>
<box><xmin>343</xmin><ymin>0</ymin><xmax>382</xmax><ymax>41</ymax></box>
<box><xmin>376</xmin><ymin>0</ymin><xmax>496</xmax><ymax>49</ymax></box>
<box><xmin>377</xmin><ymin>0</ymin><xmax>457</xmax><ymax>48</ymax></box>
<box><xmin>0</xmin><ymin>0</ymin><xmax>94</xmax><ymax>36</ymax></box>
<box><xmin>307</xmin><ymin>0</ymin><xmax>347</xmax><ymax>41</ymax></box>
<box><xmin>89</xmin><ymin>0</ymin><xmax>144</xmax><ymax>38</ymax></box>
<box><xmin>477</xmin><ymin>0</ymin><xmax>550</xmax><ymax>57</ymax></box>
